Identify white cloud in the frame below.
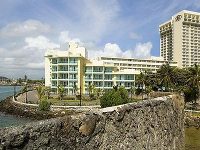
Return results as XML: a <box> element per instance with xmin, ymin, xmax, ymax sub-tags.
<box><xmin>24</xmin><ymin>35</ymin><xmax>59</xmax><ymax>49</ymax></box>
<box><xmin>59</xmin><ymin>31</ymin><xmax>81</xmax><ymax>44</ymax></box>
<box><xmin>0</xmin><ymin>11</ymin><xmax>152</xmax><ymax>79</ymax></box>
<box><xmin>103</xmin><ymin>43</ymin><xmax>122</xmax><ymax>57</ymax></box>
<box><xmin>26</xmin><ymin>62</ymin><xmax>44</xmax><ymax>69</ymax></box>
<box><xmin>0</xmin><ymin>20</ymin><xmax>50</xmax><ymax>38</ymax></box>
<box><xmin>88</xmin><ymin>42</ymin><xmax>152</xmax><ymax>59</ymax></box>
<box><xmin>68</xmin><ymin>0</ymin><xmax>120</xmax><ymax>42</ymax></box>
<box><xmin>133</xmin><ymin>42</ymin><xmax>152</xmax><ymax>58</ymax></box>
<box><xmin>129</xmin><ymin>32</ymin><xmax>141</xmax><ymax>40</ymax></box>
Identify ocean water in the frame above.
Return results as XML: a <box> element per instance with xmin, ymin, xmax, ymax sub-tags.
<box><xmin>0</xmin><ymin>86</ymin><xmax>31</xmax><ymax>128</ymax></box>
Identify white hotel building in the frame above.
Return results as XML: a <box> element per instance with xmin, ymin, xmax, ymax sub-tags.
<box><xmin>160</xmin><ymin>10</ymin><xmax>200</xmax><ymax>67</ymax></box>
<box><xmin>45</xmin><ymin>42</ymin><xmax>177</xmax><ymax>95</ymax></box>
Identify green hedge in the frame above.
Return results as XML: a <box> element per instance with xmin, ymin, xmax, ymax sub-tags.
<box><xmin>100</xmin><ymin>87</ymin><xmax>129</xmax><ymax>108</ymax></box>
<box><xmin>38</xmin><ymin>100</ymin><xmax>51</xmax><ymax>111</ymax></box>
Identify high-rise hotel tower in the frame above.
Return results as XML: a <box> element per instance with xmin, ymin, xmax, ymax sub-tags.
<box><xmin>160</xmin><ymin>10</ymin><xmax>200</xmax><ymax>67</ymax></box>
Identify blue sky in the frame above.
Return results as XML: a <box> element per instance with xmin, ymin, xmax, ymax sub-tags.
<box><xmin>0</xmin><ymin>0</ymin><xmax>200</xmax><ymax>79</ymax></box>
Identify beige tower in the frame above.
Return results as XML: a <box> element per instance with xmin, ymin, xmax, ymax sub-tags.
<box><xmin>160</xmin><ymin>10</ymin><xmax>200</xmax><ymax>67</ymax></box>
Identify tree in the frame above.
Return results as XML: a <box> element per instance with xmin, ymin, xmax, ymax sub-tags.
<box><xmin>136</xmin><ymin>72</ymin><xmax>148</xmax><ymax>99</ymax></box>
<box><xmin>118</xmin><ymin>86</ymin><xmax>129</xmax><ymax>103</ymax></box>
<box><xmin>113</xmin><ymin>85</ymin><xmax>119</xmax><ymax>91</ymax></box>
<box><xmin>186</xmin><ymin>64</ymin><xmax>200</xmax><ymax>104</ymax></box>
<box><xmin>145</xmin><ymin>86</ymin><xmax>152</xmax><ymax>99</ymax></box>
<box><xmin>172</xmin><ymin>68</ymin><xmax>189</xmax><ymax>91</ymax></box>
<box><xmin>136</xmin><ymin>72</ymin><xmax>147</xmax><ymax>88</ymax></box>
<box><xmin>157</xmin><ymin>63</ymin><xmax>174</xmax><ymax>91</ymax></box>
<box><xmin>100</xmin><ymin>86</ymin><xmax>129</xmax><ymax>108</ymax></box>
<box><xmin>36</xmin><ymin>85</ymin><xmax>45</xmax><ymax>100</ymax></box>
<box><xmin>96</xmin><ymin>88</ymin><xmax>103</xmax><ymax>99</ymax></box>
<box><xmin>130</xmin><ymin>86</ymin><xmax>136</xmax><ymax>100</ymax></box>
<box><xmin>39</xmin><ymin>100</ymin><xmax>51</xmax><ymax>111</ymax></box>
<box><xmin>145</xmin><ymin>71</ymin><xmax>159</xmax><ymax>91</ymax></box>
<box><xmin>88</xmin><ymin>84</ymin><xmax>95</xmax><ymax>100</ymax></box>
<box><xmin>58</xmin><ymin>85</ymin><xmax>65</xmax><ymax>100</ymax></box>
<box><xmin>45</xmin><ymin>86</ymin><xmax>51</xmax><ymax>100</ymax></box>
<box><xmin>73</xmin><ymin>84</ymin><xmax>79</xmax><ymax>100</ymax></box>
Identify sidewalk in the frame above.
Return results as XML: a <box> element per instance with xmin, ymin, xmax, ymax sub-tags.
<box><xmin>17</xmin><ymin>90</ymin><xmax>38</xmax><ymax>103</ymax></box>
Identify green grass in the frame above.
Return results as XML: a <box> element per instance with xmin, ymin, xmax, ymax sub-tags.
<box><xmin>185</xmin><ymin>127</ymin><xmax>200</xmax><ymax>150</ymax></box>
<box><xmin>42</xmin><ymin>97</ymin><xmax>141</xmax><ymax>106</ymax></box>
<box><xmin>45</xmin><ymin>98</ymin><xmax>100</xmax><ymax>106</ymax></box>
<box><xmin>186</xmin><ymin>111</ymin><xmax>200</xmax><ymax>117</ymax></box>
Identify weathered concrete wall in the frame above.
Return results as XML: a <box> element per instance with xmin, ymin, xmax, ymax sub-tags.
<box><xmin>0</xmin><ymin>95</ymin><xmax>185</xmax><ymax>150</ymax></box>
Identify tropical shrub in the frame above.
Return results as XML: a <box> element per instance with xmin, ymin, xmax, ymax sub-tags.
<box><xmin>58</xmin><ymin>85</ymin><xmax>65</xmax><ymax>100</ymax></box>
<box><xmin>183</xmin><ymin>87</ymin><xmax>199</xmax><ymax>104</ymax></box>
<box><xmin>36</xmin><ymin>85</ymin><xmax>45</xmax><ymax>100</ymax></box>
<box><xmin>38</xmin><ymin>100</ymin><xmax>51</xmax><ymax>111</ymax></box>
<box><xmin>100</xmin><ymin>87</ymin><xmax>129</xmax><ymax>108</ymax></box>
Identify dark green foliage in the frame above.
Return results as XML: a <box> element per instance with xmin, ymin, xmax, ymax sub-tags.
<box><xmin>89</xmin><ymin>93</ymin><xmax>95</xmax><ymax>100</ymax></box>
<box><xmin>135</xmin><ymin>88</ymin><xmax>142</xmax><ymax>95</ymax></box>
<box><xmin>100</xmin><ymin>87</ymin><xmax>129</xmax><ymax>108</ymax></box>
<box><xmin>58</xmin><ymin>85</ymin><xmax>65</xmax><ymax>100</ymax></box>
<box><xmin>157</xmin><ymin>63</ymin><xmax>175</xmax><ymax>91</ymax></box>
<box><xmin>38</xmin><ymin>100</ymin><xmax>51</xmax><ymax>111</ymax></box>
<box><xmin>133</xmin><ymin>63</ymin><xmax>200</xmax><ymax>106</ymax></box>
<box><xmin>36</xmin><ymin>85</ymin><xmax>45</xmax><ymax>100</ymax></box>
<box><xmin>118</xmin><ymin>86</ymin><xmax>129</xmax><ymax>103</ymax></box>
<box><xmin>113</xmin><ymin>85</ymin><xmax>118</xmax><ymax>91</ymax></box>
<box><xmin>183</xmin><ymin>87</ymin><xmax>199</xmax><ymax>104</ymax></box>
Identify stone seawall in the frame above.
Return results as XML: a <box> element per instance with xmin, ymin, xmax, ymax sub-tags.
<box><xmin>0</xmin><ymin>95</ymin><xmax>184</xmax><ymax>150</ymax></box>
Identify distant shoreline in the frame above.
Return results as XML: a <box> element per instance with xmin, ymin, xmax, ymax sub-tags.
<box><xmin>0</xmin><ymin>84</ymin><xmax>22</xmax><ymax>86</ymax></box>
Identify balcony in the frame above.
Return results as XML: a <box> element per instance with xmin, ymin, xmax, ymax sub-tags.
<box><xmin>85</xmin><ymin>70</ymin><xmax>93</xmax><ymax>73</ymax></box>
<box><xmin>93</xmin><ymin>78</ymin><xmax>103</xmax><ymax>80</ymax></box>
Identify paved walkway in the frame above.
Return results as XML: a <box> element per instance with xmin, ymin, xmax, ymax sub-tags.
<box><xmin>17</xmin><ymin>90</ymin><xmax>39</xmax><ymax>103</ymax></box>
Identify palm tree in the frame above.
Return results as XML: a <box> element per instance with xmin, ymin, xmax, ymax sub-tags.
<box><xmin>73</xmin><ymin>84</ymin><xmax>79</xmax><ymax>100</ymax></box>
<box><xmin>157</xmin><ymin>63</ymin><xmax>174</xmax><ymax>91</ymax></box>
<box><xmin>96</xmin><ymin>88</ymin><xmax>102</xmax><ymax>99</ymax></box>
<box><xmin>145</xmin><ymin>71</ymin><xmax>159</xmax><ymax>91</ymax></box>
<box><xmin>136</xmin><ymin>72</ymin><xmax>147</xmax><ymax>87</ymax></box>
<box><xmin>130</xmin><ymin>86</ymin><xmax>136</xmax><ymax>101</ymax></box>
<box><xmin>145</xmin><ymin>86</ymin><xmax>152</xmax><ymax>99</ymax></box>
<box><xmin>136</xmin><ymin>72</ymin><xmax>148</xmax><ymax>99</ymax></box>
<box><xmin>57</xmin><ymin>85</ymin><xmax>65</xmax><ymax>100</ymax></box>
<box><xmin>172</xmin><ymin>68</ymin><xmax>189</xmax><ymax>92</ymax></box>
<box><xmin>45</xmin><ymin>86</ymin><xmax>51</xmax><ymax>100</ymax></box>
<box><xmin>88</xmin><ymin>84</ymin><xmax>95</xmax><ymax>99</ymax></box>
<box><xmin>36</xmin><ymin>85</ymin><xmax>45</xmax><ymax>101</ymax></box>
<box><xmin>187</xmin><ymin>64</ymin><xmax>200</xmax><ymax>104</ymax></box>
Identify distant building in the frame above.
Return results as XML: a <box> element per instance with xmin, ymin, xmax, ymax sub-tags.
<box><xmin>45</xmin><ymin>42</ymin><xmax>177</xmax><ymax>95</ymax></box>
<box><xmin>0</xmin><ymin>76</ymin><xmax>10</xmax><ymax>84</ymax></box>
<box><xmin>160</xmin><ymin>10</ymin><xmax>200</xmax><ymax>67</ymax></box>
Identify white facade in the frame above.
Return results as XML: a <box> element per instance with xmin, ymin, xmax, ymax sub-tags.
<box><xmin>160</xmin><ymin>10</ymin><xmax>200</xmax><ymax>67</ymax></box>
<box><xmin>45</xmin><ymin>42</ymin><xmax>177</xmax><ymax>95</ymax></box>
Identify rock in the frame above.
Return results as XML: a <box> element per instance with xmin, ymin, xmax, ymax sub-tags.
<box><xmin>61</xmin><ymin>111</ymin><xmax>65</xmax><ymax>114</ymax></box>
<box><xmin>79</xmin><ymin>114</ymin><xmax>97</xmax><ymax>136</ymax></box>
<box><xmin>0</xmin><ymin>96</ymin><xmax>184</xmax><ymax>150</ymax></box>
